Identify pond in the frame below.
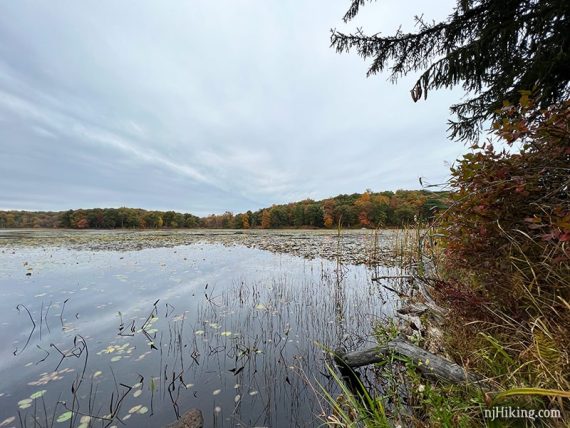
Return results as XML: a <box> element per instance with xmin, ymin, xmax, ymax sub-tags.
<box><xmin>0</xmin><ymin>232</ymin><xmax>403</xmax><ymax>427</ymax></box>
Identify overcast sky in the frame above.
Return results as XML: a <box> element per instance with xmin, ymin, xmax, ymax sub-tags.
<box><xmin>0</xmin><ymin>0</ymin><xmax>466</xmax><ymax>215</ymax></box>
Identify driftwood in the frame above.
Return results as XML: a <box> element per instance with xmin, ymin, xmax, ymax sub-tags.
<box><xmin>397</xmin><ymin>303</ymin><xmax>431</xmax><ymax>317</ymax></box>
<box><xmin>397</xmin><ymin>302</ymin><xmax>445</xmax><ymax>328</ymax></box>
<box><xmin>371</xmin><ymin>275</ymin><xmax>415</xmax><ymax>281</ymax></box>
<box><xmin>336</xmin><ymin>338</ymin><xmax>484</xmax><ymax>386</ymax></box>
<box><xmin>396</xmin><ymin>313</ymin><xmax>423</xmax><ymax>333</ymax></box>
<box><xmin>416</xmin><ymin>281</ymin><xmax>448</xmax><ymax>317</ymax></box>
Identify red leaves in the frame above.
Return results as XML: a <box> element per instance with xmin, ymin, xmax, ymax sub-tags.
<box><xmin>441</xmin><ymin>100</ymin><xmax>569</xmax><ymax>304</ymax></box>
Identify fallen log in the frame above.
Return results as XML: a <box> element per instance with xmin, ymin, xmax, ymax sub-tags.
<box><xmin>371</xmin><ymin>275</ymin><xmax>415</xmax><ymax>281</ymax></box>
<box><xmin>336</xmin><ymin>338</ymin><xmax>484</xmax><ymax>386</ymax></box>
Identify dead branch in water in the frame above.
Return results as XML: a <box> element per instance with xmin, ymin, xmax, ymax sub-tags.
<box><xmin>335</xmin><ymin>338</ymin><xmax>485</xmax><ymax>386</ymax></box>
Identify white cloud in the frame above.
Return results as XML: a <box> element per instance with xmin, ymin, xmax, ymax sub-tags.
<box><xmin>0</xmin><ymin>0</ymin><xmax>466</xmax><ymax>214</ymax></box>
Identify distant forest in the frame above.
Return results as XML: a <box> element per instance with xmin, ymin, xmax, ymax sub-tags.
<box><xmin>0</xmin><ymin>190</ymin><xmax>450</xmax><ymax>229</ymax></box>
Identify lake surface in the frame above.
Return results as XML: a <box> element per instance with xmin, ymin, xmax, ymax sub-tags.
<box><xmin>0</xmin><ymin>233</ymin><xmax>402</xmax><ymax>427</ymax></box>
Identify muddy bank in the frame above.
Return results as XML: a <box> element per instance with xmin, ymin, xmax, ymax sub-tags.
<box><xmin>0</xmin><ymin>228</ymin><xmax>407</xmax><ymax>266</ymax></box>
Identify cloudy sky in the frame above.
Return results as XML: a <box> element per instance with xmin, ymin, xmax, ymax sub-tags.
<box><xmin>0</xmin><ymin>0</ymin><xmax>466</xmax><ymax>215</ymax></box>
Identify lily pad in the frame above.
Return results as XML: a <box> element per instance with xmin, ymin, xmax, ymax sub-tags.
<box><xmin>56</xmin><ymin>411</ymin><xmax>72</xmax><ymax>422</ymax></box>
<box><xmin>128</xmin><ymin>405</ymin><xmax>142</xmax><ymax>414</ymax></box>
<box><xmin>0</xmin><ymin>417</ymin><xmax>16</xmax><ymax>427</ymax></box>
<box><xmin>17</xmin><ymin>398</ymin><xmax>32</xmax><ymax>409</ymax></box>
<box><xmin>30</xmin><ymin>390</ymin><xmax>47</xmax><ymax>399</ymax></box>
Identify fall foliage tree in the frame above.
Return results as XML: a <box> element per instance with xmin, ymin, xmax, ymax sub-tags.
<box><xmin>75</xmin><ymin>218</ymin><xmax>89</xmax><ymax>229</ymax></box>
<box><xmin>442</xmin><ymin>100</ymin><xmax>570</xmax><ymax>293</ymax></box>
<box><xmin>242</xmin><ymin>213</ymin><xmax>250</xmax><ymax>229</ymax></box>
<box><xmin>323</xmin><ymin>199</ymin><xmax>336</xmax><ymax>228</ymax></box>
<box><xmin>0</xmin><ymin>191</ymin><xmax>448</xmax><ymax>230</ymax></box>
<box><xmin>261</xmin><ymin>209</ymin><xmax>271</xmax><ymax>229</ymax></box>
<box><xmin>355</xmin><ymin>191</ymin><xmax>373</xmax><ymax>227</ymax></box>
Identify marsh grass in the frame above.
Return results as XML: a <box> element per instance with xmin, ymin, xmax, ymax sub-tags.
<box><xmin>317</xmin><ymin>220</ymin><xmax>569</xmax><ymax>427</ymax></box>
<box><xmin>317</xmin><ymin>363</ymin><xmax>389</xmax><ymax>428</ymax></box>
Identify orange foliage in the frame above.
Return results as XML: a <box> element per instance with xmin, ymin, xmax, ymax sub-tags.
<box><xmin>261</xmin><ymin>210</ymin><xmax>271</xmax><ymax>229</ymax></box>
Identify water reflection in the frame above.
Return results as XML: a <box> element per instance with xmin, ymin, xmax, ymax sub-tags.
<box><xmin>0</xmin><ymin>243</ymin><xmax>400</xmax><ymax>427</ymax></box>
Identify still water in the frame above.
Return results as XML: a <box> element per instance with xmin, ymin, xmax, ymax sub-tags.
<box><xmin>0</xmin><ymin>243</ymin><xmax>399</xmax><ymax>427</ymax></box>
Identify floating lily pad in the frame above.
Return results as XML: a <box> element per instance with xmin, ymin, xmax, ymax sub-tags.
<box><xmin>128</xmin><ymin>405</ymin><xmax>142</xmax><ymax>414</ymax></box>
<box><xmin>56</xmin><ymin>411</ymin><xmax>72</xmax><ymax>422</ymax></box>
<box><xmin>30</xmin><ymin>390</ymin><xmax>46</xmax><ymax>399</ymax></box>
<box><xmin>0</xmin><ymin>417</ymin><xmax>16</xmax><ymax>427</ymax></box>
<box><xmin>17</xmin><ymin>398</ymin><xmax>32</xmax><ymax>409</ymax></box>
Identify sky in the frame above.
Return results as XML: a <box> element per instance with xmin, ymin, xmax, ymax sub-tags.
<box><xmin>0</xmin><ymin>0</ymin><xmax>467</xmax><ymax>216</ymax></box>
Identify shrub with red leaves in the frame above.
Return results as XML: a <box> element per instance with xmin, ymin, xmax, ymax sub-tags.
<box><xmin>441</xmin><ymin>98</ymin><xmax>569</xmax><ymax>311</ymax></box>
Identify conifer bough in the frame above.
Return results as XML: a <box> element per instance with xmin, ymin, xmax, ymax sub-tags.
<box><xmin>331</xmin><ymin>0</ymin><xmax>570</xmax><ymax>141</ymax></box>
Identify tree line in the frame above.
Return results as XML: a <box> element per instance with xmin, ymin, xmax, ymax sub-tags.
<box><xmin>0</xmin><ymin>190</ymin><xmax>449</xmax><ymax>229</ymax></box>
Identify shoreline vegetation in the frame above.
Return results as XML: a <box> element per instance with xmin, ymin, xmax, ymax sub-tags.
<box><xmin>0</xmin><ymin>189</ymin><xmax>449</xmax><ymax>230</ymax></box>
<box><xmin>320</xmin><ymin>104</ymin><xmax>570</xmax><ymax>426</ymax></box>
<box><xmin>324</xmin><ymin>0</ymin><xmax>570</xmax><ymax>423</ymax></box>
<box><xmin>324</xmin><ymin>220</ymin><xmax>568</xmax><ymax>427</ymax></box>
